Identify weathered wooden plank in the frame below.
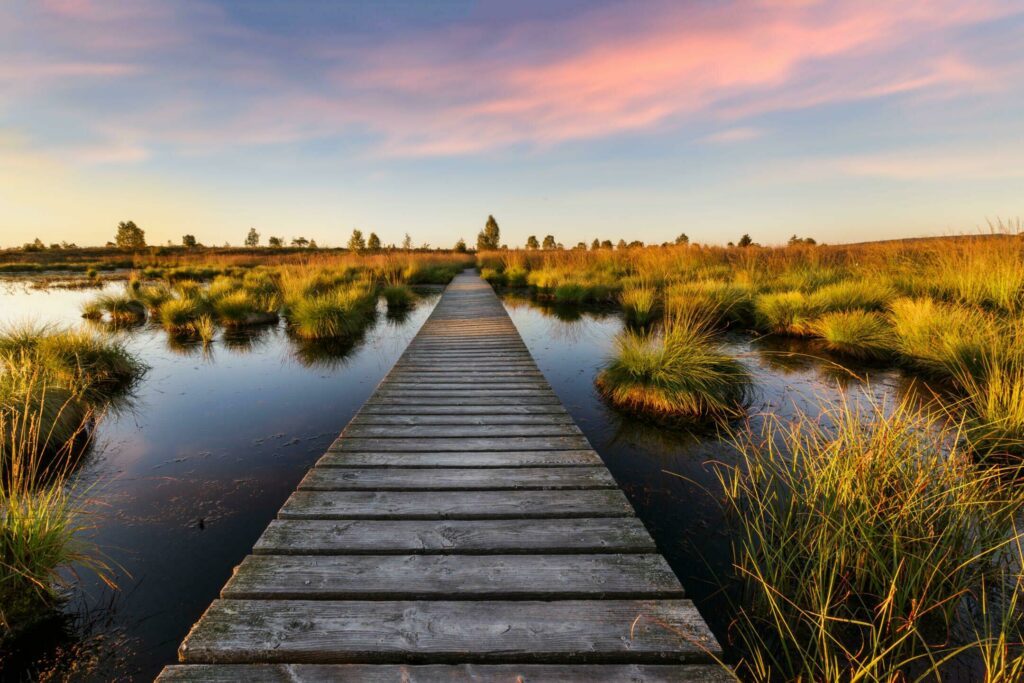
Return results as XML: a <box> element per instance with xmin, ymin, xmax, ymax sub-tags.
<box><xmin>363</xmin><ymin>396</ymin><xmax>564</xmax><ymax>406</ymax></box>
<box><xmin>316</xmin><ymin>450</ymin><xmax>602</xmax><ymax>468</ymax></box>
<box><xmin>331</xmin><ymin>436</ymin><xmax>592</xmax><ymax>452</ymax></box>
<box><xmin>380</xmin><ymin>380</ymin><xmax>549</xmax><ymax>387</ymax></box>
<box><xmin>385</xmin><ymin>373</ymin><xmax>546</xmax><ymax>382</ymax></box>
<box><xmin>348</xmin><ymin>414</ymin><xmax>576</xmax><ymax>426</ymax></box>
<box><xmin>157</xmin><ymin>663</ymin><xmax>734</xmax><ymax>682</ymax></box>
<box><xmin>298</xmin><ymin>467</ymin><xmax>614</xmax><ymax>491</ymax></box>
<box><xmin>222</xmin><ymin>554</ymin><xmax>684</xmax><ymax>600</ymax></box>
<box><xmin>357</xmin><ymin>403</ymin><xmax>568</xmax><ymax>415</ymax></box>
<box><xmin>278</xmin><ymin>489</ymin><xmax>631</xmax><ymax>519</ymax></box>
<box><xmin>342</xmin><ymin>423</ymin><xmax>582</xmax><ymax>438</ymax></box>
<box><xmin>254</xmin><ymin>518</ymin><xmax>656</xmax><ymax>554</ymax></box>
<box><xmin>177</xmin><ymin>599</ymin><xmax>718</xmax><ymax>664</ymax></box>
<box><xmin>374</xmin><ymin>388</ymin><xmax>557</xmax><ymax>397</ymax></box>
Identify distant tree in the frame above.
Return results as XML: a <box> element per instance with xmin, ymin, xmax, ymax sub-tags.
<box><xmin>616</xmin><ymin>239</ymin><xmax>627</xmax><ymax>250</ymax></box>
<box><xmin>627</xmin><ymin>240</ymin><xmax>644</xmax><ymax>248</ymax></box>
<box><xmin>675</xmin><ymin>233</ymin><xmax>689</xmax><ymax>245</ymax></box>
<box><xmin>526</xmin><ymin>235</ymin><xmax>540</xmax><ymax>250</ymax></box>
<box><xmin>601</xmin><ymin>239</ymin><xmax>613</xmax><ymax>249</ymax></box>
<box><xmin>402</xmin><ymin>233</ymin><xmax>413</xmax><ymax>250</ymax></box>
<box><xmin>575</xmin><ymin>242</ymin><xmax>587</xmax><ymax>250</ymax></box>
<box><xmin>591</xmin><ymin>238</ymin><xmax>600</xmax><ymax>250</ymax></box>
<box><xmin>727</xmin><ymin>241</ymin><xmax>735</xmax><ymax>247</ymax></box>
<box><xmin>348</xmin><ymin>229</ymin><xmax>366</xmax><ymax>251</ymax></box>
<box><xmin>542</xmin><ymin>235</ymin><xmax>556</xmax><ymax>249</ymax></box>
<box><xmin>268</xmin><ymin>236</ymin><xmax>283</xmax><ymax>248</ymax></box>
<box><xmin>737</xmin><ymin>234</ymin><xmax>753</xmax><ymax>248</ymax></box>
<box><xmin>308</xmin><ymin>239</ymin><xmax>318</xmax><ymax>249</ymax></box>
<box><xmin>115</xmin><ymin>220</ymin><xmax>146</xmax><ymax>249</ymax></box>
<box><xmin>244</xmin><ymin>227</ymin><xmax>260</xmax><ymax>247</ymax></box>
<box><xmin>61</xmin><ymin>241</ymin><xmax>77</xmax><ymax>249</ymax></box>
<box><xmin>454</xmin><ymin>238</ymin><xmax>467</xmax><ymax>253</ymax></box>
<box><xmin>477</xmin><ymin>215</ymin><xmax>501</xmax><ymax>251</ymax></box>
<box><xmin>291</xmin><ymin>236</ymin><xmax>310</xmax><ymax>248</ymax></box>
<box><xmin>788</xmin><ymin>234</ymin><xmax>817</xmax><ymax>246</ymax></box>
<box><xmin>182</xmin><ymin>234</ymin><xmax>197</xmax><ymax>248</ymax></box>
<box><xmin>367</xmin><ymin>232</ymin><xmax>381</xmax><ymax>250</ymax></box>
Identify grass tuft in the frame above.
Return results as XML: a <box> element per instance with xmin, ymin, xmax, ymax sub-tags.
<box><xmin>596</xmin><ymin>311</ymin><xmax>751</xmax><ymax>423</ymax></box>
<box><xmin>809</xmin><ymin>310</ymin><xmax>894</xmax><ymax>360</ymax></box>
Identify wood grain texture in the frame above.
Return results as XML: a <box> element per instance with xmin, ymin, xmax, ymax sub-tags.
<box><xmin>157</xmin><ymin>663</ymin><xmax>734</xmax><ymax>682</ymax></box>
<box><xmin>331</xmin><ymin>436</ymin><xmax>593</xmax><ymax>452</ymax></box>
<box><xmin>298</xmin><ymin>467</ymin><xmax>614</xmax><ymax>491</ymax></box>
<box><xmin>253</xmin><ymin>518</ymin><xmax>657</xmax><ymax>554</ymax></box>
<box><xmin>222</xmin><ymin>554</ymin><xmax>684</xmax><ymax>599</ymax></box>
<box><xmin>315</xmin><ymin>450</ymin><xmax>603</xmax><ymax>467</ymax></box>
<box><xmin>279</xmin><ymin>489</ymin><xmax>633</xmax><ymax>519</ymax></box>
<box><xmin>177</xmin><ymin>599</ymin><xmax>718</xmax><ymax>664</ymax></box>
<box><xmin>342</xmin><ymin>423</ymin><xmax>582</xmax><ymax>438</ymax></box>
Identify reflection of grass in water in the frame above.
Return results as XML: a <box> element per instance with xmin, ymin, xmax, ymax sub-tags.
<box><xmin>220</xmin><ymin>324</ymin><xmax>275</xmax><ymax>354</ymax></box>
<box><xmin>290</xmin><ymin>333</ymin><xmax>363</xmax><ymax>370</ymax></box>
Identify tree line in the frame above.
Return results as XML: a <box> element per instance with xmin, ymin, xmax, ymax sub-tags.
<box><xmin>15</xmin><ymin>216</ymin><xmax>816</xmax><ymax>252</ymax></box>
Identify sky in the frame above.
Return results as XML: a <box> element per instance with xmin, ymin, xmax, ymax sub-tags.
<box><xmin>1</xmin><ymin>0</ymin><xmax>1023</xmax><ymax>249</ymax></box>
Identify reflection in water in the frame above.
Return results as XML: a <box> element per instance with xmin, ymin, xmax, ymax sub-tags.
<box><xmin>502</xmin><ymin>294</ymin><xmax>942</xmax><ymax>658</ymax></box>
<box><xmin>0</xmin><ymin>283</ymin><xmax>440</xmax><ymax>680</ymax></box>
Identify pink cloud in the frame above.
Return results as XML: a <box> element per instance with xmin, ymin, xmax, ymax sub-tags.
<box><xmin>4</xmin><ymin>0</ymin><xmax>1020</xmax><ymax>161</ymax></box>
<box><xmin>329</xmin><ymin>0</ymin><xmax>1016</xmax><ymax>155</ymax></box>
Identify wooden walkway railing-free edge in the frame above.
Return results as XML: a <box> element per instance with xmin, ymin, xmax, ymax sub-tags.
<box><xmin>157</xmin><ymin>272</ymin><xmax>731</xmax><ymax>682</ymax></box>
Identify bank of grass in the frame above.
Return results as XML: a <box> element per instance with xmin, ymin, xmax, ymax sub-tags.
<box><xmin>595</xmin><ymin>311</ymin><xmax>751</xmax><ymax>424</ymax></box>
<box><xmin>75</xmin><ymin>252</ymin><xmax>468</xmax><ymax>343</ymax></box>
<box><xmin>1</xmin><ymin>370</ymin><xmax>110</xmax><ymax>641</ymax></box>
<box><xmin>0</xmin><ymin>324</ymin><xmax>144</xmax><ymax>402</ymax></box>
<box><xmin>716</xmin><ymin>395</ymin><xmax>1024</xmax><ymax>681</ymax></box>
<box><xmin>479</xmin><ymin>231</ymin><xmax>1024</xmax><ymax>445</ymax></box>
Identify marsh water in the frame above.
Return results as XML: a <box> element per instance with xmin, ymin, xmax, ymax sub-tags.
<box><xmin>1</xmin><ymin>278</ymin><xmax>924</xmax><ymax>680</ymax></box>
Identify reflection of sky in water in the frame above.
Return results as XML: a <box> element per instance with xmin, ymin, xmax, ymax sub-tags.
<box><xmin>502</xmin><ymin>297</ymin><xmax>929</xmax><ymax>649</ymax></box>
<box><xmin>1</xmin><ymin>280</ymin><xmax>439</xmax><ymax>680</ymax></box>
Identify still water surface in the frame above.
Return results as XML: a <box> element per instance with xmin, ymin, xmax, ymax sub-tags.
<box><xmin>0</xmin><ymin>281</ymin><xmax>922</xmax><ymax>680</ymax></box>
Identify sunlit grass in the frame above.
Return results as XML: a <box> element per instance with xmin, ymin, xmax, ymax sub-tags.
<box><xmin>595</xmin><ymin>311</ymin><xmax>751</xmax><ymax>423</ymax></box>
<box><xmin>809</xmin><ymin>310</ymin><xmax>894</xmax><ymax>360</ymax></box>
<box><xmin>716</xmin><ymin>394</ymin><xmax>1024</xmax><ymax>681</ymax></box>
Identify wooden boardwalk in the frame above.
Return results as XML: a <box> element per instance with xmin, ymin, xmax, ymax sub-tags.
<box><xmin>158</xmin><ymin>273</ymin><xmax>728</xmax><ymax>682</ymax></box>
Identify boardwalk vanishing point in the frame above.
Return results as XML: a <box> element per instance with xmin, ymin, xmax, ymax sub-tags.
<box><xmin>158</xmin><ymin>272</ymin><xmax>729</xmax><ymax>682</ymax></box>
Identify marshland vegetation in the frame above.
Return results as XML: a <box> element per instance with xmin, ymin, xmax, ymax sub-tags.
<box><xmin>486</xmin><ymin>230</ymin><xmax>1024</xmax><ymax>679</ymax></box>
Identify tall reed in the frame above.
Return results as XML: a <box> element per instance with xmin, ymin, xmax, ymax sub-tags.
<box><xmin>716</xmin><ymin>395</ymin><xmax>1024</xmax><ymax>681</ymax></box>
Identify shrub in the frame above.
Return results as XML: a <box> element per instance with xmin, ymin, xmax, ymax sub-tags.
<box><xmin>595</xmin><ymin>312</ymin><xmax>751</xmax><ymax>423</ymax></box>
